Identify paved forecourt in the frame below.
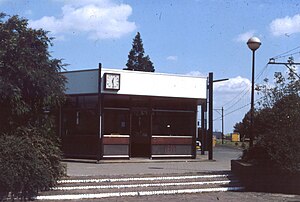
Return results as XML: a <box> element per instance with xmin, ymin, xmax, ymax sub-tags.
<box><xmin>64</xmin><ymin>145</ymin><xmax>242</xmax><ymax>177</ymax></box>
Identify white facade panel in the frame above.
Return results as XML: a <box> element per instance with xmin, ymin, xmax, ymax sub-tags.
<box><xmin>63</xmin><ymin>68</ymin><xmax>207</xmax><ymax>99</ymax></box>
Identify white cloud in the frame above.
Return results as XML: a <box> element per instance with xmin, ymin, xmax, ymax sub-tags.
<box><xmin>214</xmin><ymin>76</ymin><xmax>251</xmax><ymax>133</ymax></box>
<box><xmin>215</xmin><ymin>76</ymin><xmax>251</xmax><ymax>93</ymax></box>
<box><xmin>28</xmin><ymin>0</ymin><xmax>136</xmax><ymax>40</ymax></box>
<box><xmin>270</xmin><ymin>14</ymin><xmax>300</xmax><ymax>36</ymax></box>
<box><xmin>187</xmin><ymin>72</ymin><xmax>251</xmax><ymax>133</ymax></box>
<box><xmin>166</xmin><ymin>55</ymin><xmax>178</xmax><ymax>61</ymax></box>
<box><xmin>235</xmin><ymin>30</ymin><xmax>256</xmax><ymax>43</ymax></box>
<box><xmin>186</xmin><ymin>72</ymin><xmax>251</xmax><ymax>93</ymax></box>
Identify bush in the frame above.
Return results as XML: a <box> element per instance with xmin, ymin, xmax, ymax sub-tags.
<box><xmin>0</xmin><ymin>14</ymin><xmax>66</xmax><ymax>201</ymax></box>
<box><xmin>0</xmin><ymin>127</ymin><xmax>65</xmax><ymax>201</ymax></box>
<box><xmin>242</xmin><ymin>94</ymin><xmax>300</xmax><ymax>173</ymax></box>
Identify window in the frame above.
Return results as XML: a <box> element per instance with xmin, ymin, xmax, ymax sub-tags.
<box><xmin>152</xmin><ymin>111</ymin><xmax>194</xmax><ymax>136</ymax></box>
<box><xmin>104</xmin><ymin>109</ymin><xmax>130</xmax><ymax>135</ymax></box>
<box><xmin>62</xmin><ymin>95</ymin><xmax>98</xmax><ymax>136</ymax></box>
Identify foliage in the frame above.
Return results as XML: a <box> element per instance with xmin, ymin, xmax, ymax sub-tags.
<box><xmin>0</xmin><ymin>124</ymin><xmax>65</xmax><ymax>200</ymax></box>
<box><xmin>240</xmin><ymin>58</ymin><xmax>300</xmax><ymax>173</ymax></box>
<box><xmin>256</xmin><ymin>57</ymin><xmax>300</xmax><ymax>108</ymax></box>
<box><xmin>0</xmin><ymin>13</ymin><xmax>66</xmax><ymax>133</ymax></box>
<box><xmin>124</xmin><ymin>32</ymin><xmax>155</xmax><ymax>72</ymax></box>
<box><xmin>0</xmin><ymin>13</ymin><xmax>66</xmax><ymax>200</ymax></box>
<box><xmin>233</xmin><ymin>111</ymin><xmax>250</xmax><ymax>139</ymax></box>
<box><xmin>234</xmin><ymin>110</ymin><xmax>261</xmax><ymax>139</ymax></box>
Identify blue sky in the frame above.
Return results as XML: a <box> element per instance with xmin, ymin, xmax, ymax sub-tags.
<box><xmin>1</xmin><ymin>0</ymin><xmax>300</xmax><ymax>133</ymax></box>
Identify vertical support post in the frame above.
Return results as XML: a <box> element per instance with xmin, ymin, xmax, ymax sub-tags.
<box><xmin>149</xmin><ymin>99</ymin><xmax>153</xmax><ymax>159</ymax></box>
<box><xmin>201</xmin><ymin>102</ymin><xmax>206</xmax><ymax>155</ymax></box>
<box><xmin>250</xmin><ymin>50</ymin><xmax>255</xmax><ymax>148</ymax></box>
<box><xmin>222</xmin><ymin>107</ymin><xmax>224</xmax><ymax>144</ymax></box>
<box><xmin>97</xmin><ymin>63</ymin><xmax>103</xmax><ymax>162</ymax></box>
<box><xmin>208</xmin><ymin>72</ymin><xmax>213</xmax><ymax>160</ymax></box>
<box><xmin>193</xmin><ymin>104</ymin><xmax>197</xmax><ymax>159</ymax></box>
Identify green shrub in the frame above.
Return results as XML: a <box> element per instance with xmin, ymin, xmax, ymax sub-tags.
<box><xmin>0</xmin><ymin>14</ymin><xmax>66</xmax><ymax>201</ymax></box>
<box><xmin>242</xmin><ymin>94</ymin><xmax>300</xmax><ymax>173</ymax></box>
<box><xmin>0</xmin><ymin>127</ymin><xmax>65</xmax><ymax>201</ymax></box>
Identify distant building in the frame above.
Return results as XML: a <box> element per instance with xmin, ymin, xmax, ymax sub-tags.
<box><xmin>58</xmin><ymin>67</ymin><xmax>208</xmax><ymax>160</ymax></box>
<box><xmin>213</xmin><ymin>132</ymin><xmax>222</xmax><ymax>139</ymax></box>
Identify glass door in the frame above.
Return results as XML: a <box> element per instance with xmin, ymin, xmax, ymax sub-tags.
<box><xmin>130</xmin><ymin>108</ymin><xmax>150</xmax><ymax>157</ymax></box>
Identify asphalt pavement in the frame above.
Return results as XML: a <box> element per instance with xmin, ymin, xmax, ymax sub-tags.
<box><xmin>64</xmin><ymin>145</ymin><xmax>243</xmax><ymax>177</ymax></box>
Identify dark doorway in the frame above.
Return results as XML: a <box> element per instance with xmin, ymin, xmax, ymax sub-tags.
<box><xmin>131</xmin><ymin>108</ymin><xmax>151</xmax><ymax>157</ymax></box>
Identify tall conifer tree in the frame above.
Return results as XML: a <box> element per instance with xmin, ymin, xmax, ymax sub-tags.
<box><xmin>124</xmin><ymin>32</ymin><xmax>155</xmax><ymax>72</ymax></box>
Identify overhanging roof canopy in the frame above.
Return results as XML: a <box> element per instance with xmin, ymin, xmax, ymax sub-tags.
<box><xmin>63</xmin><ymin>68</ymin><xmax>207</xmax><ymax>100</ymax></box>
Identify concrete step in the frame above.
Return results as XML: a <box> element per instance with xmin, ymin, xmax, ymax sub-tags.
<box><xmin>36</xmin><ymin>172</ymin><xmax>244</xmax><ymax>200</ymax></box>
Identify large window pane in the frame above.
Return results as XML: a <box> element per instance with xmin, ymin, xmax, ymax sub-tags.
<box><xmin>63</xmin><ymin>109</ymin><xmax>98</xmax><ymax>136</ymax></box>
<box><xmin>78</xmin><ymin>95</ymin><xmax>98</xmax><ymax>109</ymax></box>
<box><xmin>152</xmin><ymin>111</ymin><xmax>194</xmax><ymax>136</ymax></box>
<box><xmin>62</xmin><ymin>95</ymin><xmax>98</xmax><ymax>136</ymax></box>
<box><xmin>104</xmin><ymin>109</ymin><xmax>130</xmax><ymax>135</ymax></box>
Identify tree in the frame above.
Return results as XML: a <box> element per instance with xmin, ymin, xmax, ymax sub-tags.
<box><xmin>234</xmin><ymin>111</ymin><xmax>250</xmax><ymax>139</ymax></box>
<box><xmin>124</xmin><ymin>32</ymin><xmax>155</xmax><ymax>72</ymax></box>
<box><xmin>239</xmin><ymin>58</ymin><xmax>300</xmax><ymax>173</ymax></box>
<box><xmin>0</xmin><ymin>13</ymin><xmax>66</xmax><ymax>200</ymax></box>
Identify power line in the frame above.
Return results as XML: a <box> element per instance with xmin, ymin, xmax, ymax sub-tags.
<box><xmin>213</xmin><ymin>103</ymin><xmax>250</xmax><ymax>122</ymax></box>
<box><xmin>225</xmin><ymin>88</ymin><xmax>250</xmax><ymax>112</ymax></box>
<box><xmin>274</xmin><ymin>51</ymin><xmax>300</xmax><ymax>60</ymax></box>
<box><xmin>272</xmin><ymin>45</ymin><xmax>300</xmax><ymax>60</ymax></box>
<box><xmin>214</xmin><ymin>96</ymin><xmax>265</xmax><ymax>121</ymax></box>
<box><xmin>221</xmin><ymin>63</ymin><xmax>268</xmax><ymax>110</ymax></box>
<box><xmin>222</xmin><ymin>84</ymin><xmax>249</xmax><ymax>108</ymax></box>
<box><xmin>214</xmin><ymin>46</ymin><xmax>300</xmax><ymax>123</ymax></box>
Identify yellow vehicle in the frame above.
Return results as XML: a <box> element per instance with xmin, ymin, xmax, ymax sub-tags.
<box><xmin>196</xmin><ymin>141</ymin><xmax>201</xmax><ymax>150</ymax></box>
<box><xmin>232</xmin><ymin>133</ymin><xmax>240</xmax><ymax>142</ymax></box>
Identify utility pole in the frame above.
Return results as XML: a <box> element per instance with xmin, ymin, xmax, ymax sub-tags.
<box><xmin>222</xmin><ymin>107</ymin><xmax>224</xmax><ymax>144</ymax></box>
<box><xmin>214</xmin><ymin>107</ymin><xmax>225</xmax><ymax>144</ymax></box>
<box><xmin>268</xmin><ymin>58</ymin><xmax>300</xmax><ymax>79</ymax></box>
<box><xmin>208</xmin><ymin>73</ymin><xmax>213</xmax><ymax>160</ymax></box>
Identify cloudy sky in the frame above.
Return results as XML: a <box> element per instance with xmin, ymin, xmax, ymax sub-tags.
<box><xmin>1</xmin><ymin>0</ymin><xmax>300</xmax><ymax>133</ymax></box>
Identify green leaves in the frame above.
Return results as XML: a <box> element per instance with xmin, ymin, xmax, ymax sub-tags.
<box><xmin>0</xmin><ymin>13</ymin><xmax>66</xmax><ymax>200</ymax></box>
<box><xmin>240</xmin><ymin>60</ymin><xmax>300</xmax><ymax>173</ymax></box>
<box><xmin>0</xmin><ymin>13</ymin><xmax>66</xmax><ymax>132</ymax></box>
<box><xmin>0</xmin><ymin>131</ymin><xmax>65</xmax><ymax>200</ymax></box>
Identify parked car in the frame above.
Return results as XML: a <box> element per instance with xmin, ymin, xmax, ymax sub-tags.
<box><xmin>196</xmin><ymin>141</ymin><xmax>201</xmax><ymax>150</ymax></box>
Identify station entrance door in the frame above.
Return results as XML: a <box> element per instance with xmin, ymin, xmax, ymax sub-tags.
<box><xmin>130</xmin><ymin>108</ymin><xmax>151</xmax><ymax>157</ymax></box>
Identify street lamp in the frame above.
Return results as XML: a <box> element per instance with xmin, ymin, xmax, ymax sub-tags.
<box><xmin>247</xmin><ymin>37</ymin><xmax>261</xmax><ymax>148</ymax></box>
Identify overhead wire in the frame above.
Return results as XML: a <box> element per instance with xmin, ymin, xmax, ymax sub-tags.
<box><xmin>214</xmin><ymin>45</ymin><xmax>300</xmax><ymax>124</ymax></box>
<box><xmin>274</xmin><ymin>51</ymin><xmax>300</xmax><ymax>60</ymax></box>
<box><xmin>214</xmin><ymin>96</ymin><xmax>265</xmax><ymax>122</ymax></box>
<box><xmin>271</xmin><ymin>45</ymin><xmax>300</xmax><ymax>60</ymax></box>
<box><xmin>222</xmin><ymin>63</ymin><xmax>268</xmax><ymax>112</ymax></box>
<box><xmin>213</xmin><ymin>63</ymin><xmax>269</xmax><ymax>122</ymax></box>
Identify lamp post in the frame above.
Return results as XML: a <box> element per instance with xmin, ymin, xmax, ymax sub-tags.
<box><xmin>247</xmin><ymin>37</ymin><xmax>261</xmax><ymax>148</ymax></box>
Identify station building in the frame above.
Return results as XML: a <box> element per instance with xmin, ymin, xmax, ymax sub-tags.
<box><xmin>59</xmin><ymin>66</ymin><xmax>208</xmax><ymax>160</ymax></box>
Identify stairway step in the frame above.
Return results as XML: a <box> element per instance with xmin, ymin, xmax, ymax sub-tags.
<box><xmin>37</xmin><ymin>172</ymin><xmax>244</xmax><ymax>200</ymax></box>
<box><xmin>37</xmin><ymin>186</ymin><xmax>245</xmax><ymax>200</ymax></box>
<box><xmin>40</xmin><ymin>180</ymin><xmax>242</xmax><ymax>196</ymax></box>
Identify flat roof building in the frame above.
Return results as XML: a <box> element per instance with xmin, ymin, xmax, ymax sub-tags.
<box><xmin>59</xmin><ymin>66</ymin><xmax>208</xmax><ymax>160</ymax></box>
